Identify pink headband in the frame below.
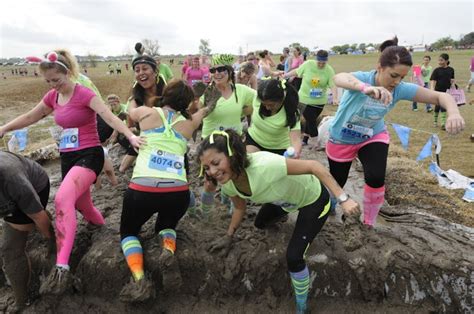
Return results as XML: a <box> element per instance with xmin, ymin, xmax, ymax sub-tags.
<box><xmin>25</xmin><ymin>52</ymin><xmax>69</xmax><ymax>71</ymax></box>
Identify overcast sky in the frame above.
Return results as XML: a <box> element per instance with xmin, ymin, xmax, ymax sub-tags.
<box><xmin>0</xmin><ymin>0</ymin><xmax>472</xmax><ymax>58</ymax></box>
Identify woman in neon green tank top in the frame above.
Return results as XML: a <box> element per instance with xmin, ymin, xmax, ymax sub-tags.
<box><xmin>118</xmin><ymin>80</ymin><xmax>209</xmax><ymax>303</ymax></box>
<box><xmin>246</xmin><ymin>78</ymin><xmax>302</xmax><ymax>157</ymax></box>
<box><xmin>198</xmin><ymin>129</ymin><xmax>359</xmax><ymax>314</ymax></box>
<box><xmin>198</xmin><ymin>54</ymin><xmax>256</xmax><ymax>218</ymax></box>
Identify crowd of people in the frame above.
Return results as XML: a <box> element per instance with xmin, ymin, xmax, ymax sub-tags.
<box><xmin>0</xmin><ymin>39</ymin><xmax>468</xmax><ymax>313</ymax></box>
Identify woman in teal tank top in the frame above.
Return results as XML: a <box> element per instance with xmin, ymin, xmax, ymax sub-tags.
<box><xmin>118</xmin><ymin>80</ymin><xmax>209</xmax><ymax>303</ymax></box>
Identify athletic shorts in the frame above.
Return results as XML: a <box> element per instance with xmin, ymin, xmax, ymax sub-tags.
<box><xmin>326</xmin><ymin>130</ymin><xmax>390</xmax><ymax>162</ymax></box>
<box><xmin>60</xmin><ymin>146</ymin><xmax>105</xmax><ymax>178</ymax></box>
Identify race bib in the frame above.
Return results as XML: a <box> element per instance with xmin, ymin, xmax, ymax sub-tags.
<box><xmin>309</xmin><ymin>88</ymin><xmax>323</xmax><ymax>98</ymax></box>
<box><xmin>148</xmin><ymin>150</ymin><xmax>184</xmax><ymax>175</ymax></box>
<box><xmin>59</xmin><ymin>128</ymin><xmax>79</xmax><ymax>149</ymax></box>
<box><xmin>340</xmin><ymin>122</ymin><xmax>373</xmax><ymax>139</ymax></box>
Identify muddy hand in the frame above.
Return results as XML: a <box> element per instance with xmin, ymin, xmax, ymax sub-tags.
<box><xmin>203</xmin><ymin>83</ymin><xmax>222</xmax><ymax>114</ymax></box>
<box><xmin>341</xmin><ymin>199</ymin><xmax>360</xmax><ymax>216</ymax></box>
<box><xmin>208</xmin><ymin>235</ymin><xmax>232</xmax><ymax>257</ymax></box>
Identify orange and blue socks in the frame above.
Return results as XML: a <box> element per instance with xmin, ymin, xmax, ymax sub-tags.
<box><xmin>363</xmin><ymin>184</ymin><xmax>385</xmax><ymax>226</ymax></box>
<box><xmin>121</xmin><ymin>236</ymin><xmax>144</xmax><ymax>281</ymax></box>
<box><xmin>290</xmin><ymin>266</ymin><xmax>309</xmax><ymax>314</ymax></box>
<box><xmin>159</xmin><ymin>229</ymin><xmax>176</xmax><ymax>254</ymax></box>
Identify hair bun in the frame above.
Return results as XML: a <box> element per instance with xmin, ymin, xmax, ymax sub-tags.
<box><xmin>379</xmin><ymin>36</ymin><xmax>399</xmax><ymax>52</ymax></box>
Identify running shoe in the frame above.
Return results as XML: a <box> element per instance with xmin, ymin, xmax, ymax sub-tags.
<box><xmin>119</xmin><ymin>276</ymin><xmax>155</xmax><ymax>303</ymax></box>
<box><xmin>39</xmin><ymin>266</ymin><xmax>75</xmax><ymax>295</ymax></box>
<box><xmin>158</xmin><ymin>249</ymin><xmax>182</xmax><ymax>292</ymax></box>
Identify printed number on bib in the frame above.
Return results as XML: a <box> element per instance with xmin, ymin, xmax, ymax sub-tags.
<box><xmin>59</xmin><ymin>128</ymin><xmax>79</xmax><ymax>149</ymax></box>
<box><xmin>309</xmin><ymin>88</ymin><xmax>322</xmax><ymax>98</ymax></box>
<box><xmin>148</xmin><ymin>150</ymin><xmax>184</xmax><ymax>175</ymax></box>
<box><xmin>341</xmin><ymin>123</ymin><xmax>373</xmax><ymax>139</ymax></box>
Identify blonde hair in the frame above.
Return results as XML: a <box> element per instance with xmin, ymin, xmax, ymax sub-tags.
<box><xmin>38</xmin><ymin>49</ymin><xmax>80</xmax><ymax>79</ymax></box>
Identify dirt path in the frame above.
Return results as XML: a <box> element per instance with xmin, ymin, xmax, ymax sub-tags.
<box><xmin>0</xmin><ymin>145</ymin><xmax>472</xmax><ymax>313</ymax></box>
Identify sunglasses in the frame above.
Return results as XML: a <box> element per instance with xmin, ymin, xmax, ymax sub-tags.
<box><xmin>210</xmin><ymin>66</ymin><xmax>228</xmax><ymax>74</ymax></box>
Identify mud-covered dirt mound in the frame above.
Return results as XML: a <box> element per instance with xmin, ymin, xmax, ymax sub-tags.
<box><xmin>0</xmin><ymin>144</ymin><xmax>473</xmax><ymax>313</ymax></box>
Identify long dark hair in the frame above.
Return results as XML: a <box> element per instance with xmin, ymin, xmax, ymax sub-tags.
<box><xmin>379</xmin><ymin>36</ymin><xmax>413</xmax><ymax>68</ymax></box>
<box><xmin>197</xmin><ymin>129</ymin><xmax>249</xmax><ymax>178</ymax></box>
<box><xmin>131</xmin><ymin>55</ymin><xmax>166</xmax><ymax>107</ymax></box>
<box><xmin>257</xmin><ymin>79</ymin><xmax>299</xmax><ymax>128</ymax></box>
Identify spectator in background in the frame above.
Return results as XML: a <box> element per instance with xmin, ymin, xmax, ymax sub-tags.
<box><xmin>184</xmin><ymin>56</ymin><xmax>206</xmax><ymax>86</ymax></box>
<box><xmin>277</xmin><ymin>55</ymin><xmax>285</xmax><ymax>71</ymax></box>
<box><xmin>430</xmin><ymin>53</ymin><xmax>455</xmax><ymax>130</ymax></box>
<box><xmin>155</xmin><ymin>56</ymin><xmax>174</xmax><ymax>83</ymax></box>
<box><xmin>181</xmin><ymin>55</ymin><xmax>192</xmax><ymax>79</ymax></box>
<box><xmin>466</xmin><ymin>55</ymin><xmax>474</xmax><ymax>93</ymax></box>
<box><xmin>412</xmin><ymin>56</ymin><xmax>433</xmax><ymax>112</ymax></box>
<box><xmin>115</xmin><ymin>63</ymin><xmax>122</xmax><ymax>75</ymax></box>
<box><xmin>233</xmin><ymin>55</ymin><xmax>244</xmax><ymax>72</ymax></box>
<box><xmin>289</xmin><ymin>47</ymin><xmax>304</xmax><ymax>91</ymax></box>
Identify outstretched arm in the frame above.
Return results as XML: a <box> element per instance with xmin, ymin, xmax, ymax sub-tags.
<box><xmin>412</xmin><ymin>87</ymin><xmax>465</xmax><ymax>134</ymax></box>
<box><xmin>0</xmin><ymin>101</ymin><xmax>52</xmax><ymax>137</ymax></box>
<box><xmin>90</xmin><ymin>96</ymin><xmax>144</xmax><ymax>148</ymax></box>
<box><xmin>286</xmin><ymin>159</ymin><xmax>360</xmax><ymax>215</ymax></box>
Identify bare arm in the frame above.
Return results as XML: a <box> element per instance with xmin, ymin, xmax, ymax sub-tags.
<box><xmin>227</xmin><ymin>196</ymin><xmax>247</xmax><ymax>236</ymax></box>
<box><xmin>90</xmin><ymin>97</ymin><xmax>144</xmax><ymax>147</ymax></box>
<box><xmin>333</xmin><ymin>72</ymin><xmax>392</xmax><ymax>105</ymax></box>
<box><xmin>249</xmin><ymin>75</ymin><xmax>258</xmax><ymax>90</ymax></box>
<box><xmin>243</xmin><ymin>104</ymin><xmax>253</xmax><ymax>117</ymax></box>
<box><xmin>286</xmin><ymin>159</ymin><xmax>360</xmax><ymax>215</ymax></box>
<box><xmin>27</xmin><ymin>211</ymin><xmax>53</xmax><ymax>238</ymax></box>
<box><xmin>289</xmin><ymin>129</ymin><xmax>302</xmax><ymax>158</ymax></box>
<box><xmin>412</xmin><ymin>88</ymin><xmax>465</xmax><ymax>134</ymax></box>
<box><xmin>331</xmin><ymin>86</ymin><xmax>339</xmax><ymax>105</ymax></box>
<box><xmin>0</xmin><ymin>101</ymin><xmax>52</xmax><ymax>137</ymax></box>
<box><xmin>284</xmin><ymin>68</ymin><xmax>299</xmax><ymax>79</ymax></box>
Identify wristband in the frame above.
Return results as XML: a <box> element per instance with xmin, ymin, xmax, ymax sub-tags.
<box><xmin>359</xmin><ymin>83</ymin><xmax>370</xmax><ymax>93</ymax></box>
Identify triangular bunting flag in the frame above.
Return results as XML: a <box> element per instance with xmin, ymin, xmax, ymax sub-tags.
<box><xmin>431</xmin><ymin>134</ymin><xmax>442</xmax><ymax>154</ymax></box>
<box><xmin>391</xmin><ymin>123</ymin><xmax>412</xmax><ymax>150</ymax></box>
<box><xmin>416</xmin><ymin>135</ymin><xmax>433</xmax><ymax>161</ymax></box>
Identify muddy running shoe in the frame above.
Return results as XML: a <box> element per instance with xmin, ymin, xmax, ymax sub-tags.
<box><xmin>158</xmin><ymin>249</ymin><xmax>182</xmax><ymax>292</ymax></box>
<box><xmin>39</xmin><ymin>266</ymin><xmax>75</xmax><ymax>295</ymax></box>
<box><xmin>119</xmin><ymin>277</ymin><xmax>155</xmax><ymax>303</ymax></box>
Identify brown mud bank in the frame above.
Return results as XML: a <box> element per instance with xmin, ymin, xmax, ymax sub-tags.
<box><xmin>0</xmin><ymin>146</ymin><xmax>472</xmax><ymax>313</ymax></box>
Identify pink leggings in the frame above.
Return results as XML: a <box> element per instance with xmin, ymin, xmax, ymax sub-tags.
<box><xmin>54</xmin><ymin>166</ymin><xmax>105</xmax><ymax>266</ymax></box>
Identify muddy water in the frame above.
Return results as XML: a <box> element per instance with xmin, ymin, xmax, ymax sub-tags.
<box><xmin>0</xmin><ymin>145</ymin><xmax>472</xmax><ymax>313</ymax></box>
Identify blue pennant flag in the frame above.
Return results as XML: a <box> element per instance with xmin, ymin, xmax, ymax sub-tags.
<box><xmin>14</xmin><ymin>129</ymin><xmax>28</xmax><ymax>151</ymax></box>
<box><xmin>416</xmin><ymin>135</ymin><xmax>433</xmax><ymax>161</ymax></box>
<box><xmin>391</xmin><ymin>123</ymin><xmax>411</xmax><ymax>150</ymax></box>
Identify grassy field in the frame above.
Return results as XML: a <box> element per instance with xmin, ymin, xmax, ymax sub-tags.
<box><xmin>1</xmin><ymin>50</ymin><xmax>472</xmax><ymax>175</ymax></box>
<box><xmin>0</xmin><ymin>50</ymin><xmax>473</xmax><ymax>226</ymax></box>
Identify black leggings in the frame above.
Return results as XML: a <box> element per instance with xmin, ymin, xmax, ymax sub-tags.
<box><xmin>328</xmin><ymin>142</ymin><xmax>388</xmax><ymax>189</ymax></box>
<box><xmin>254</xmin><ymin>184</ymin><xmax>330</xmax><ymax>272</ymax></box>
<box><xmin>302</xmin><ymin>105</ymin><xmax>324</xmax><ymax>137</ymax></box>
<box><xmin>120</xmin><ymin>188</ymin><xmax>190</xmax><ymax>239</ymax></box>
